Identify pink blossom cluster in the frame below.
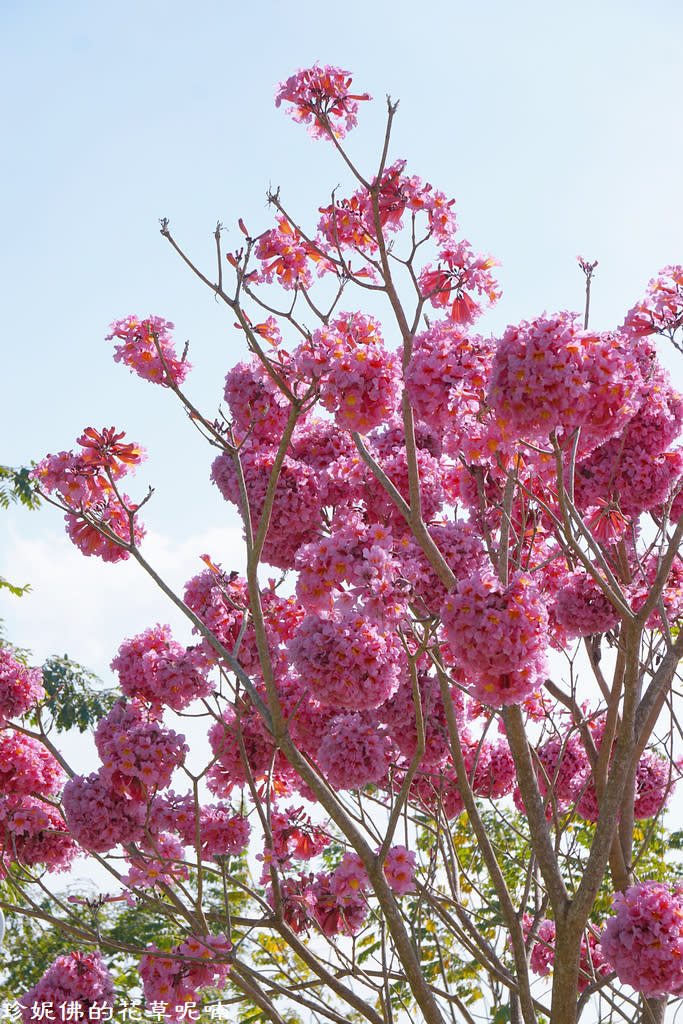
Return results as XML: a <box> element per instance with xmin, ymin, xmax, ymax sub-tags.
<box><xmin>622</xmin><ymin>265</ymin><xmax>683</xmax><ymax>340</ymax></box>
<box><xmin>183</xmin><ymin>568</ymin><xmax>258</xmax><ymax>669</ymax></box>
<box><xmin>207</xmin><ymin>702</ymin><xmax>276</xmax><ymax>794</ymax></box>
<box><xmin>32</xmin><ymin>428</ymin><xmax>146</xmax><ymax>562</ymax></box>
<box><xmin>253</xmin><ymin>217</ymin><xmax>333</xmax><ymax>289</ymax></box>
<box><xmin>0</xmin><ymin>794</ymin><xmax>77</xmax><ymax>873</ymax></box>
<box><xmin>404</xmin><ymin>765</ymin><xmax>465</xmax><ymax>820</ymax></box>
<box><xmin>401</xmin><ymin>519</ymin><xmax>487</xmax><ymax>613</ymax></box>
<box><xmin>554</xmin><ymin>570</ymin><xmax>621</xmax><ymax>639</ymax></box>
<box><xmin>140</xmin><ymin>933</ymin><xmax>231</xmax><ymax>1022</ymax></box>
<box><xmin>441</xmin><ymin>571</ymin><xmax>548</xmax><ymax>706</ymax></box>
<box><xmin>111</xmin><ymin>624</ymin><xmax>213</xmax><ymax>711</ymax></box>
<box><xmin>573</xmin><ymin>365</ymin><xmax>683</xmax><ymax>519</ymax></box>
<box><xmin>316</xmin><ymin>711</ymin><xmax>395</xmax><ymax>790</ymax></box>
<box><xmin>152</xmin><ymin>792</ymin><xmax>250</xmax><ymax>858</ymax></box>
<box><xmin>275</xmin><ymin>63</ymin><xmax>370</xmax><ymax>140</ymax></box>
<box><xmin>325</xmin><ymin>846</ymin><xmax>415</xmax><ymax>899</ymax></box>
<box><xmin>382</xmin><ymin>845</ymin><xmax>417</xmax><ymax>895</ymax></box>
<box><xmin>294</xmin><ymin>513</ymin><xmax>406</xmax><ymax>624</ymax></box>
<box><xmin>0</xmin><ymin>731</ymin><xmax>64</xmax><ymax>796</ymax></box>
<box><xmin>123</xmin><ymin>832</ymin><xmax>189</xmax><ymax>890</ymax></box>
<box><xmin>271</xmin><ymin>870</ymin><xmax>368</xmax><ymax>937</ymax></box>
<box><xmin>419</xmin><ymin>241</ymin><xmax>501</xmax><ymax>325</ymax></box>
<box><xmin>62</xmin><ymin>770</ymin><xmax>146</xmax><ymax>852</ymax></box>
<box><xmin>288</xmin><ymin>611</ymin><xmax>404</xmax><ymax>710</ymax></box>
<box><xmin>526</xmin><ymin>917</ymin><xmax>608</xmax><ymax>992</ymax></box>
<box><xmin>317</xmin><ymin>160</ymin><xmax>459</xmax><ymax>255</ymax></box>
<box><xmin>332</xmin><ymin>425</ymin><xmax>445</xmax><ymax>532</ymax></box>
<box><xmin>107</xmin><ymin>315</ymin><xmax>191</xmax><ymax>386</ymax></box>
<box><xmin>468</xmin><ymin>739</ymin><xmax>517</xmax><ymax>800</ymax></box>
<box><xmin>0</xmin><ymin>648</ymin><xmax>44</xmax><ymax>723</ymax></box>
<box><xmin>535</xmin><ymin>719</ymin><xmax>678</xmax><ymax>821</ymax></box>
<box><xmin>405</xmin><ymin>321</ymin><xmax>494</xmax><ymax>439</ymax></box>
<box><xmin>488</xmin><ymin>314</ymin><xmax>645</xmax><ymax>446</ymax></box>
<box><xmin>265</xmin><ymin>805</ymin><xmax>330</xmax><ymax>869</ymax></box>
<box><xmin>20</xmin><ymin>951</ymin><xmax>115</xmax><ymax>1024</ymax></box>
<box><xmin>223</xmin><ymin>356</ymin><xmax>293</xmax><ymax>441</ymax></box>
<box><xmin>378</xmin><ymin>670</ymin><xmax>451</xmax><ymax>768</ymax></box>
<box><xmin>211</xmin><ymin>446</ymin><xmax>323</xmax><ymax>568</ymax></box>
<box><xmin>600</xmin><ymin>882</ymin><xmax>683</xmax><ymax>997</ymax></box>
<box><xmin>94</xmin><ymin>699</ymin><xmax>188</xmax><ymax>799</ymax></box>
<box><xmin>294</xmin><ymin>313</ymin><xmax>401</xmax><ymax>433</ymax></box>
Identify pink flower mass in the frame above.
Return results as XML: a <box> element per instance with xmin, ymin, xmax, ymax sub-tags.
<box><xmin>20</xmin><ymin>62</ymin><xmax>683</xmax><ymax>1022</ymax></box>
<box><xmin>601</xmin><ymin>882</ymin><xmax>683</xmax><ymax>997</ymax></box>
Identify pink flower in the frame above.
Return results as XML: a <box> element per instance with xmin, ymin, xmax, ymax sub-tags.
<box><xmin>275</xmin><ymin>64</ymin><xmax>370</xmax><ymax>140</ymax></box>
<box><xmin>601</xmin><ymin>882</ymin><xmax>683</xmax><ymax>997</ymax></box>
<box><xmin>0</xmin><ymin>795</ymin><xmax>77</xmax><ymax>874</ymax></box>
<box><xmin>288</xmin><ymin>611</ymin><xmax>404</xmax><ymax>710</ymax></box>
<box><xmin>20</xmin><ymin>951</ymin><xmax>115</xmax><ymax>1024</ymax></box>
<box><xmin>62</xmin><ymin>770</ymin><xmax>146</xmax><ymax>852</ymax></box>
<box><xmin>0</xmin><ymin>731</ymin><xmax>65</xmax><ymax>796</ymax></box>
<box><xmin>316</xmin><ymin>712</ymin><xmax>395</xmax><ymax>790</ymax></box>
<box><xmin>140</xmin><ymin>934</ymin><xmax>231</xmax><ymax>1021</ymax></box>
<box><xmin>254</xmin><ymin>217</ymin><xmax>333</xmax><ymax>289</ymax></box>
<box><xmin>294</xmin><ymin>313</ymin><xmax>401</xmax><ymax>434</ymax></box>
<box><xmin>441</xmin><ymin>571</ymin><xmax>548</xmax><ymax>706</ymax></box>
<box><xmin>0</xmin><ymin>648</ymin><xmax>44</xmax><ymax>724</ymax></box>
<box><xmin>94</xmin><ymin>699</ymin><xmax>188</xmax><ymax>799</ymax></box>
<box><xmin>107</xmin><ymin>315</ymin><xmax>191</xmax><ymax>386</ymax></box>
<box><xmin>383</xmin><ymin>846</ymin><xmax>416</xmax><ymax>895</ymax></box>
<box><xmin>526</xmin><ymin>917</ymin><xmax>608</xmax><ymax>993</ymax></box>
<box><xmin>488</xmin><ymin>314</ymin><xmax>645</xmax><ymax>447</ymax></box>
<box><xmin>622</xmin><ymin>266</ymin><xmax>683</xmax><ymax>340</ymax></box>
<box><xmin>419</xmin><ymin>241</ymin><xmax>501</xmax><ymax>325</ymax></box>
<box><xmin>111</xmin><ymin>624</ymin><xmax>212</xmax><ymax>711</ymax></box>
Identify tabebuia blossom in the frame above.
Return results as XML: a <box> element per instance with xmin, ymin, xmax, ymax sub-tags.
<box><xmin>19</xmin><ymin>951</ymin><xmax>115</xmax><ymax>1024</ymax></box>
<box><xmin>0</xmin><ymin>731</ymin><xmax>65</xmax><ymax>796</ymax></box>
<box><xmin>383</xmin><ymin>845</ymin><xmax>417</xmax><ymax>895</ymax></box>
<box><xmin>441</xmin><ymin>571</ymin><xmax>548</xmax><ymax>706</ymax></box>
<box><xmin>0</xmin><ymin>795</ymin><xmax>77</xmax><ymax>874</ymax></box>
<box><xmin>94</xmin><ymin>698</ymin><xmax>188</xmax><ymax>798</ymax></box>
<box><xmin>294</xmin><ymin>313</ymin><xmax>401</xmax><ymax>434</ymax></box>
<box><xmin>122</xmin><ymin>831</ymin><xmax>189</xmax><ymax>890</ymax></box>
<box><xmin>32</xmin><ymin>428</ymin><xmax>147</xmax><ymax>562</ymax></box>
<box><xmin>65</xmin><ymin>496</ymin><xmax>145</xmax><ymax>562</ymax></box>
<box><xmin>600</xmin><ymin>882</ymin><xmax>683</xmax><ymax>997</ymax></box>
<box><xmin>404</xmin><ymin>321</ymin><xmax>495</xmax><ymax>440</ymax></box>
<box><xmin>253</xmin><ymin>217</ymin><xmax>333</xmax><ymax>289</ymax></box>
<box><xmin>317</xmin><ymin>160</ymin><xmax>459</xmax><ymax>256</ymax></box>
<box><xmin>62</xmin><ymin>770</ymin><xmax>146</xmax><ymax>852</ymax></box>
<box><xmin>554</xmin><ymin>569</ymin><xmax>621</xmax><ymax>639</ymax></box>
<box><xmin>211</xmin><ymin>446</ymin><xmax>323</xmax><ymax>569</ymax></box>
<box><xmin>263</xmin><ymin>805</ymin><xmax>330</xmax><ymax>869</ymax></box>
<box><xmin>152</xmin><ymin>792</ymin><xmax>250</xmax><ymax>859</ymax></box>
<box><xmin>488</xmin><ymin>313</ymin><xmax>645</xmax><ymax>446</ymax></box>
<box><xmin>622</xmin><ymin>265</ymin><xmax>683</xmax><ymax>340</ymax></box>
<box><xmin>111</xmin><ymin>624</ymin><xmax>213</xmax><ymax>711</ymax></box>
<box><xmin>0</xmin><ymin>648</ymin><xmax>44</xmax><ymax>724</ymax></box>
<box><xmin>526</xmin><ymin>917</ymin><xmax>609</xmax><ymax>993</ymax></box>
<box><xmin>140</xmin><ymin>933</ymin><xmax>231</xmax><ymax>1022</ymax></box>
<box><xmin>223</xmin><ymin>355</ymin><xmax>293</xmax><ymax>441</ymax></box>
<box><xmin>419</xmin><ymin>240</ymin><xmax>501</xmax><ymax>325</ymax></box>
<box><xmin>275</xmin><ymin>63</ymin><xmax>370</xmax><ymax>140</ymax></box>
<box><xmin>288</xmin><ymin>611</ymin><xmax>404</xmax><ymax>710</ymax></box>
<box><xmin>107</xmin><ymin>315</ymin><xmax>191</xmax><ymax>386</ymax></box>
<box><xmin>207</xmin><ymin>702</ymin><xmax>278</xmax><ymax>794</ymax></box>
<box><xmin>316</xmin><ymin>711</ymin><xmax>395</xmax><ymax>790</ymax></box>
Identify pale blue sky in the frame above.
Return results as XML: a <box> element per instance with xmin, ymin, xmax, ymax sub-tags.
<box><xmin>2</xmin><ymin>0</ymin><xmax>683</xmax><ymax>678</ymax></box>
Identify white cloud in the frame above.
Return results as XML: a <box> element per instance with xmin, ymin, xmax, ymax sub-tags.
<box><xmin>1</xmin><ymin>521</ymin><xmax>245</xmax><ymax>681</ymax></box>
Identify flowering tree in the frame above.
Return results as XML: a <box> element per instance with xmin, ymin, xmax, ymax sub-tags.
<box><xmin>3</xmin><ymin>63</ymin><xmax>683</xmax><ymax>1024</ymax></box>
